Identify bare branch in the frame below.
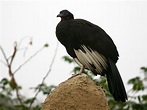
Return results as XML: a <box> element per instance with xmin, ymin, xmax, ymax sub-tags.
<box><xmin>12</xmin><ymin>76</ymin><xmax>24</xmax><ymax>106</ymax></box>
<box><xmin>0</xmin><ymin>59</ymin><xmax>7</xmax><ymax>66</ymax></box>
<box><xmin>15</xmin><ymin>88</ymin><xmax>24</xmax><ymax>106</ymax></box>
<box><xmin>1</xmin><ymin>44</ymin><xmax>24</xmax><ymax>105</ymax></box>
<box><xmin>29</xmin><ymin>42</ymin><xmax>59</xmax><ymax>109</ymax></box>
<box><xmin>18</xmin><ymin>36</ymin><xmax>33</xmax><ymax>47</ymax></box>
<box><xmin>0</xmin><ymin>45</ymin><xmax>13</xmax><ymax>76</ymax></box>
<box><xmin>13</xmin><ymin>45</ymin><xmax>46</xmax><ymax>74</ymax></box>
<box><xmin>11</xmin><ymin>42</ymin><xmax>17</xmax><ymax>64</ymax></box>
<box><xmin>42</xmin><ymin>42</ymin><xmax>59</xmax><ymax>83</ymax></box>
<box><xmin>0</xmin><ymin>45</ymin><xmax>9</xmax><ymax>66</ymax></box>
<box><xmin>1</xmin><ymin>41</ymin><xmax>50</xmax><ymax>108</ymax></box>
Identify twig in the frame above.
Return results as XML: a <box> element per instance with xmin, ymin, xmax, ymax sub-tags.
<box><xmin>12</xmin><ymin>76</ymin><xmax>24</xmax><ymax>106</ymax></box>
<box><xmin>13</xmin><ymin>45</ymin><xmax>45</xmax><ymax>74</ymax></box>
<box><xmin>0</xmin><ymin>45</ymin><xmax>9</xmax><ymax>66</ymax></box>
<box><xmin>29</xmin><ymin>42</ymin><xmax>59</xmax><ymax>109</ymax></box>
<box><xmin>16</xmin><ymin>87</ymin><xmax>23</xmax><ymax>105</ymax></box>
<box><xmin>9</xmin><ymin>42</ymin><xmax>17</xmax><ymax>66</ymax></box>
<box><xmin>0</xmin><ymin>44</ymin><xmax>24</xmax><ymax>105</ymax></box>
<box><xmin>1</xmin><ymin>41</ymin><xmax>50</xmax><ymax>108</ymax></box>
<box><xmin>0</xmin><ymin>59</ymin><xmax>7</xmax><ymax>66</ymax></box>
<box><xmin>42</xmin><ymin>42</ymin><xmax>59</xmax><ymax>83</ymax></box>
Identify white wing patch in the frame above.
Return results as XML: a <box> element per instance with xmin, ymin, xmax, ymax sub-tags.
<box><xmin>74</xmin><ymin>45</ymin><xmax>108</xmax><ymax>74</ymax></box>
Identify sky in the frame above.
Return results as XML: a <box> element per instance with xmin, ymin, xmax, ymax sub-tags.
<box><xmin>0</xmin><ymin>0</ymin><xmax>147</xmax><ymax>102</ymax></box>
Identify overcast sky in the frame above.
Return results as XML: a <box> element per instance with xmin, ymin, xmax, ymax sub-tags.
<box><xmin>1</xmin><ymin>0</ymin><xmax>147</xmax><ymax>101</ymax></box>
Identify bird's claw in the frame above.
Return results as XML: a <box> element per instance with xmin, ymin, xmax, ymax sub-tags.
<box><xmin>68</xmin><ymin>73</ymin><xmax>82</xmax><ymax>80</ymax></box>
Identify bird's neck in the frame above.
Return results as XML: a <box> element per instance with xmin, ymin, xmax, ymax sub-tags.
<box><xmin>60</xmin><ymin>17</ymin><xmax>73</xmax><ymax>21</ymax></box>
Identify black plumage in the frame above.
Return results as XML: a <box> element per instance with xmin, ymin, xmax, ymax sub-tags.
<box><xmin>56</xmin><ymin>10</ymin><xmax>127</xmax><ymax>102</ymax></box>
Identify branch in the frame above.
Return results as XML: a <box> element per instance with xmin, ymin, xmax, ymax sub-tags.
<box><xmin>0</xmin><ymin>59</ymin><xmax>7</xmax><ymax>66</ymax></box>
<box><xmin>1</xmin><ymin>41</ymin><xmax>50</xmax><ymax>108</ymax></box>
<box><xmin>9</xmin><ymin>42</ymin><xmax>17</xmax><ymax>66</ymax></box>
<box><xmin>0</xmin><ymin>45</ymin><xmax>9</xmax><ymax>66</ymax></box>
<box><xmin>29</xmin><ymin>42</ymin><xmax>59</xmax><ymax>109</ymax></box>
<box><xmin>15</xmin><ymin>88</ymin><xmax>23</xmax><ymax>106</ymax></box>
<box><xmin>1</xmin><ymin>44</ymin><xmax>24</xmax><ymax>105</ymax></box>
<box><xmin>13</xmin><ymin>44</ymin><xmax>46</xmax><ymax>74</ymax></box>
<box><xmin>42</xmin><ymin>42</ymin><xmax>59</xmax><ymax>83</ymax></box>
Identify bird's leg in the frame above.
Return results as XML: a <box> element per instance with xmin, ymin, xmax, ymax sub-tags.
<box><xmin>79</xmin><ymin>65</ymin><xmax>84</xmax><ymax>74</ymax></box>
<box><xmin>100</xmin><ymin>86</ymin><xmax>105</xmax><ymax>93</ymax></box>
<box><xmin>68</xmin><ymin>65</ymin><xmax>85</xmax><ymax>79</ymax></box>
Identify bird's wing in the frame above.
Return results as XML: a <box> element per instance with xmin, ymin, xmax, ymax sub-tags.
<box><xmin>69</xmin><ymin>19</ymin><xmax>119</xmax><ymax>63</ymax></box>
<box><xmin>73</xmin><ymin>45</ymin><xmax>108</xmax><ymax>75</ymax></box>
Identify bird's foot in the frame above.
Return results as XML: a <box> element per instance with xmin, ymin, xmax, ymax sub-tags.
<box><xmin>100</xmin><ymin>86</ymin><xmax>105</xmax><ymax>92</ymax></box>
<box><xmin>68</xmin><ymin>65</ymin><xmax>85</xmax><ymax>80</ymax></box>
<box><xmin>68</xmin><ymin>73</ymin><xmax>83</xmax><ymax>80</ymax></box>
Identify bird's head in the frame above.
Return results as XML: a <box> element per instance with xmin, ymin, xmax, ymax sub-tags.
<box><xmin>57</xmin><ymin>10</ymin><xmax>74</xmax><ymax>21</ymax></box>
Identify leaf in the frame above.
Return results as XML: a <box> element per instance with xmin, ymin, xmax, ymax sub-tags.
<box><xmin>32</xmin><ymin>83</ymin><xmax>46</xmax><ymax>91</ymax></box>
<box><xmin>62</xmin><ymin>56</ymin><xmax>74</xmax><ymax>63</ymax></box>
<box><xmin>9</xmin><ymin>77</ymin><xmax>17</xmax><ymax>90</ymax></box>
<box><xmin>128</xmin><ymin>76</ymin><xmax>144</xmax><ymax>91</ymax></box>
<box><xmin>44</xmin><ymin>43</ymin><xmax>49</xmax><ymax>47</ymax></box>
<box><xmin>128</xmin><ymin>77</ymin><xmax>140</xmax><ymax>84</ymax></box>
<box><xmin>73</xmin><ymin>66</ymin><xmax>81</xmax><ymax>73</ymax></box>
<box><xmin>142</xmin><ymin>95</ymin><xmax>147</xmax><ymax>102</ymax></box>
<box><xmin>132</xmin><ymin>103</ymin><xmax>143</xmax><ymax>110</ymax></box>
<box><xmin>137</xmin><ymin>96</ymin><xmax>141</xmax><ymax>103</ymax></box>
<box><xmin>0</xmin><ymin>78</ymin><xmax>9</xmax><ymax>85</ymax></box>
<box><xmin>24</xmin><ymin>97</ymin><xmax>36</xmax><ymax>104</ymax></box>
<box><xmin>30</xmin><ymin>83</ymin><xmax>56</xmax><ymax>95</ymax></box>
<box><xmin>42</xmin><ymin>85</ymin><xmax>56</xmax><ymax>95</ymax></box>
<box><xmin>141</xmin><ymin>67</ymin><xmax>147</xmax><ymax>72</ymax></box>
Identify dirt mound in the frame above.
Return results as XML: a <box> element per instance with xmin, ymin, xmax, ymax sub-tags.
<box><xmin>41</xmin><ymin>74</ymin><xmax>109</xmax><ymax>110</ymax></box>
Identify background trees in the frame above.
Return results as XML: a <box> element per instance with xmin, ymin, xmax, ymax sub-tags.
<box><xmin>63</xmin><ymin>56</ymin><xmax>147</xmax><ymax>110</ymax></box>
<box><xmin>0</xmin><ymin>41</ymin><xmax>147</xmax><ymax>110</ymax></box>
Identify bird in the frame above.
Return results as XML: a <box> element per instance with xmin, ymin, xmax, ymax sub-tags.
<box><xmin>56</xmin><ymin>9</ymin><xmax>127</xmax><ymax>102</ymax></box>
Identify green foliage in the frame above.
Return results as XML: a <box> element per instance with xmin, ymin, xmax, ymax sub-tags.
<box><xmin>141</xmin><ymin>67</ymin><xmax>147</xmax><ymax>72</ymax></box>
<box><xmin>128</xmin><ymin>77</ymin><xmax>144</xmax><ymax>91</ymax></box>
<box><xmin>31</xmin><ymin>83</ymin><xmax>56</xmax><ymax>95</ymax></box>
<box><xmin>0</xmin><ymin>40</ymin><xmax>55</xmax><ymax>110</ymax></box>
<box><xmin>62</xmin><ymin>56</ymin><xmax>74</xmax><ymax>63</ymax></box>
<box><xmin>0</xmin><ymin>76</ymin><xmax>55</xmax><ymax>110</ymax></box>
<box><xmin>0</xmin><ymin>43</ymin><xmax>147</xmax><ymax>110</ymax></box>
<box><xmin>44</xmin><ymin>43</ymin><xmax>49</xmax><ymax>47</ymax></box>
<box><xmin>0</xmin><ymin>78</ymin><xmax>19</xmax><ymax>110</ymax></box>
<box><xmin>63</xmin><ymin>56</ymin><xmax>147</xmax><ymax>110</ymax></box>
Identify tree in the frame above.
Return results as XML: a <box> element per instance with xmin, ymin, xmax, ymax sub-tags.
<box><xmin>63</xmin><ymin>56</ymin><xmax>147</xmax><ymax>110</ymax></box>
<box><xmin>0</xmin><ymin>39</ymin><xmax>56</xmax><ymax>110</ymax></box>
<box><xmin>0</xmin><ymin>39</ymin><xmax>146</xmax><ymax>110</ymax></box>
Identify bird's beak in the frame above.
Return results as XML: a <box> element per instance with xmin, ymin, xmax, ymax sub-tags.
<box><xmin>57</xmin><ymin>13</ymin><xmax>63</xmax><ymax>17</ymax></box>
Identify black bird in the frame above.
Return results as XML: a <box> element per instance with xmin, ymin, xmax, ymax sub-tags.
<box><xmin>56</xmin><ymin>10</ymin><xmax>127</xmax><ymax>102</ymax></box>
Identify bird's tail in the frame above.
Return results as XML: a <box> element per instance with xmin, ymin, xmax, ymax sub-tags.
<box><xmin>106</xmin><ymin>59</ymin><xmax>127</xmax><ymax>102</ymax></box>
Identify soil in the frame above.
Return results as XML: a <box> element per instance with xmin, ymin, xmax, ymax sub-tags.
<box><xmin>41</xmin><ymin>74</ymin><xmax>109</xmax><ymax>110</ymax></box>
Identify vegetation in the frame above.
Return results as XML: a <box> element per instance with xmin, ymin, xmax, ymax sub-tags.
<box><xmin>63</xmin><ymin>56</ymin><xmax>147</xmax><ymax>110</ymax></box>
<box><xmin>0</xmin><ymin>40</ymin><xmax>147</xmax><ymax>110</ymax></box>
<box><xmin>0</xmin><ymin>40</ymin><xmax>56</xmax><ymax>110</ymax></box>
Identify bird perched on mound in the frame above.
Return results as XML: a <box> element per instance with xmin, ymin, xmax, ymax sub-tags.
<box><xmin>56</xmin><ymin>10</ymin><xmax>127</xmax><ymax>102</ymax></box>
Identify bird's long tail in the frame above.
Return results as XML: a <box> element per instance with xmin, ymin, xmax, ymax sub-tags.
<box><xmin>106</xmin><ymin>59</ymin><xmax>127</xmax><ymax>102</ymax></box>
